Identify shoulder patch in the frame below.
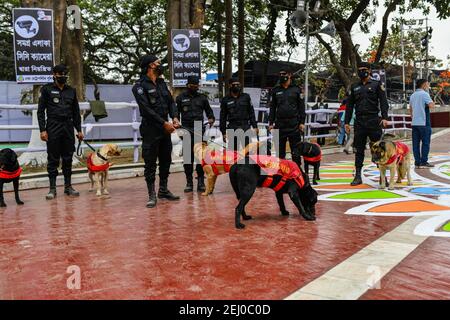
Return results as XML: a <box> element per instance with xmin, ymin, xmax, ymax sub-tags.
<box><xmin>137</xmin><ymin>87</ymin><xmax>144</xmax><ymax>95</ymax></box>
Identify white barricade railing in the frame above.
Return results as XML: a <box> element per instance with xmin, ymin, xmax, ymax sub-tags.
<box><xmin>0</xmin><ymin>102</ymin><xmax>413</xmax><ymax>164</ymax></box>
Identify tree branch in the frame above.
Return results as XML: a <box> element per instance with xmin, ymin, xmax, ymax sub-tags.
<box><xmin>375</xmin><ymin>0</ymin><xmax>402</xmax><ymax>63</ymax></box>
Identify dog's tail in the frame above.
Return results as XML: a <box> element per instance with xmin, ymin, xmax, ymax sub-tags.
<box><xmin>382</xmin><ymin>133</ymin><xmax>397</xmax><ymax>141</ymax></box>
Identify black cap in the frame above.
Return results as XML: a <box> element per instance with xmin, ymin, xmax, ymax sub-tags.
<box><xmin>229</xmin><ymin>77</ymin><xmax>240</xmax><ymax>85</ymax></box>
<box><xmin>140</xmin><ymin>54</ymin><xmax>158</xmax><ymax>69</ymax></box>
<box><xmin>357</xmin><ymin>62</ymin><xmax>371</xmax><ymax>69</ymax></box>
<box><xmin>279</xmin><ymin>67</ymin><xmax>293</xmax><ymax>74</ymax></box>
<box><xmin>187</xmin><ymin>76</ymin><xmax>200</xmax><ymax>85</ymax></box>
<box><xmin>53</xmin><ymin>64</ymin><xmax>68</xmax><ymax>74</ymax></box>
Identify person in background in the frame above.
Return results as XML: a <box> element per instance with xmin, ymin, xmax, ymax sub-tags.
<box><xmin>337</xmin><ymin>98</ymin><xmax>347</xmax><ymax>146</ymax></box>
<box><xmin>410</xmin><ymin>79</ymin><xmax>435</xmax><ymax>169</ymax></box>
<box><xmin>220</xmin><ymin>78</ymin><xmax>258</xmax><ymax>150</ymax></box>
<box><xmin>176</xmin><ymin>76</ymin><xmax>215</xmax><ymax>193</ymax></box>
<box><xmin>268</xmin><ymin>68</ymin><xmax>305</xmax><ymax>167</ymax></box>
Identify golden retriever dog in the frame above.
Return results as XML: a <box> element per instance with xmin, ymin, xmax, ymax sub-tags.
<box><xmin>87</xmin><ymin>144</ymin><xmax>122</xmax><ymax>196</ymax></box>
<box><xmin>371</xmin><ymin>137</ymin><xmax>412</xmax><ymax>190</ymax></box>
<box><xmin>193</xmin><ymin>141</ymin><xmax>262</xmax><ymax>196</ymax></box>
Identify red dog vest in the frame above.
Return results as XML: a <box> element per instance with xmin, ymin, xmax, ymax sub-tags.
<box><xmin>87</xmin><ymin>153</ymin><xmax>111</xmax><ymax>173</ymax></box>
<box><xmin>250</xmin><ymin>155</ymin><xmax>305</xmax><ymax>191</ymax></box>
<box><xmin>202</xmin><ymin>149</ymin><xmax>239</xmax><ymax>176</ymax></box>
<box><xmin>385</xmin><ymin>142</ymin><xmax>410</xmax><ymax>165</ymax></box>
<box><xmin>0</xmin><ymin>167</ymin><xmax>22</xmax><ymax>179</ymax></box>
<box><xmin>303</xmin><ymin>143</ymin><xmax>322</xmax><ymax>163</ymax></box>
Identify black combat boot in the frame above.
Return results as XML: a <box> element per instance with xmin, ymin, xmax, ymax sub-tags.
<box><xmin>64</xmin><ymin>176</ymin><xmax>80</xmax><ymax>197</ymax></box>
<box><xmin>158</xmin><ymin>178</ymin><xmax>180</xmax><ymax>201</ymax></box>
<box><xmin>197</xmin><ymin>175</ymin><xmax>206</xmax><ymax>192</ymax></box>
<box><xmin>46</xmin><ymin>176</ymin><xmax>57</xmax><ymax>200</ymax></box>
<box><xmin>184</xmin><ymin>175</ymin><xmax>194</xmax><ymax>193</ymax></box>
<box><xmin>146</xmin><ymin>181</ymin><xmax>157</xmax><ymax>208</ymax></box>
<box><xmin>351</xmin><ymin>167</ymin><xmax>363</xmax><ymax>186</ymax></box>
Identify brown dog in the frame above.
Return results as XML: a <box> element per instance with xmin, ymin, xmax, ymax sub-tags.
<box><xmin>194</xmin><ymin>142</ymin><xmax>261</xmax><ymax>196</ymax></box>
<box><xmin>371</xmin><ymin>138</ymin><xmax>412</xmax><ymax>190</ymax></box>
<box><xmin>88</xmin><ymin>144</ymin><xmax>122</xmax><ymax>196</ymax></box>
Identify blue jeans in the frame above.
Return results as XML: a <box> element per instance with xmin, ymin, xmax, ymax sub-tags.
<box><xmin>412</xmin><ymin>126</ymin><xmax>432</xmax><ymax>165</ymax></box>
<box><xmin>338</xmin><ymin>126</ymin><xmax>346</xmax><ymax>145</ymax></box>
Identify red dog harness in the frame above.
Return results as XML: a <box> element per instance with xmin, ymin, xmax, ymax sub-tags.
<box><xmin>87</xmin><ymin>153</ymin><xmax>111</xmax><ymax>173</ymax></box>
<box><xmin>250</xmin><ymin>155</ymin><xmax>305</xmax><ymax>192</ymax></box>
<box><xmin>0</xmin><ymin>167</ymin><xmax>22</xmax><ymax>179</ymax></box>
<box><xmin>202</xmin><ymin>149</ymin><xmax>240</xmax><ymax>175</ymax></box>
<box><xmin>303</xmin><ymin>143</ymin><xmax>322</xmax><ymax>163</ymax></box>
<box><xmin>385</xmin><ymin>142</ymin><xmax>410</xmax><ymax>165</ymax></box>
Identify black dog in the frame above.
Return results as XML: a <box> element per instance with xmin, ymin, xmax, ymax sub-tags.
<box><xmin>229</xmin><ymin>158</ymin><xmax>317</xmax><ymax>229</ymax></box>
<box><xmin>297</xmin><ymin>141</ymin><xmax>322</xmax><ymax>185</ymax></box>
<box><xmin>0</xmin><ymin>148</ymin><xmax>24</xmax><ymax>207</ymax></box>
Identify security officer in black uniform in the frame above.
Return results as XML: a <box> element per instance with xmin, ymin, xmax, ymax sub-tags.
<box><xmin>268</xmin><ymin>68</ymin><xmax>305</xmax><ymax>167</ymax></box>
<box><xmin>132</xmin><ymin>54</ymin><xmax>181</xmax><ymax>208</ymax></box>
<box><xmin>220</xmin><ymin>78</ymin><xmax>258</xmax><ymax>150</ymax></box>
<box><xmin>345</xmin><ymin>62</ymin><xmax>389</xmax><ymax>186</ymax></box>
<box><xmin>38</xmin><ymin>64</ymin><xmax>84</xmax><ymax>200</ymax></box>
<box><xmin>176</xmin><ymin>76</ymin><xmax>215</xmax><ymax>193</ymax></box>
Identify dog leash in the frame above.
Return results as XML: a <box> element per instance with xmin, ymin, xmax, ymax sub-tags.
<box><xmin>76</xmin><ymin>140</ymin><xmax>109</xmax><ymax>162</ymax></box>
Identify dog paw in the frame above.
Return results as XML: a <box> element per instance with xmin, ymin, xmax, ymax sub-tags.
<box><xmin>302</xmin><ymin>214</ymin><xmax>316</xmax><ymax>221</ymax></box>
<box><xmin>96</xmin><ymin>192</ymin><xmax>102</xmax><ymax>197</ymax></box>
<box><xmin>16</xmin><ymin>200</ymin><xmax>24</xmax><ymax>205</ymax></box>
<box><xmin>235</xmin><ymin>223</ymin><xmax>246</xmax><ymax>229</ymax></box>
<box><xmin>103</xmin><ymin>190</ymin><xmax>110</xmax><ymax>195</ymax></box>
<box><xmin>379</xmin><ymin>186</ymin><xmax>386</xmax><ymax>190</ymax></box>
<box><xmin>281</xmin><ymin>210</ymin><xmax>290</xmax><ymax>216</ymax></box>
<box><xmin>243</xmin><ymin>215</ymin><xmax>253</xmax><ymax>221</ymax></box>
<box><xmin>388</xmin><ymin>187</ymin><xmax>395</xmax><ymax>191</ymax></box>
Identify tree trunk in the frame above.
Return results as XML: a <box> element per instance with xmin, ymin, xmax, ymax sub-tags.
<box><xmin>260</xmin><ymin>7</ymin><xmax>278</xmax><ymax>88</ymax></box>
<box><xmin>224</xmin><ymin>0</ymin><xmax>233</xmax><ymax>93</ymax></box>
<box><xmin>216</xmin><ymin>9</ymin><xmax>224</xmax><ymax>99</ymax></box>
<box><xmin>238</xmin><ymin>0</ymin><xmax>245</xmax><ymax>87</ymax></box>
<box><xmin>375</xmin><ymin>0</ymin><xmax>401</xmax><ymax>63</ymax></box>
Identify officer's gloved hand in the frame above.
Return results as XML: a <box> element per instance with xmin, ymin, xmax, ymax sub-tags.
<box><xmin>163</xmin><ymin>121</ymin><xmax>176</xmax><ymax>134</ymax></box>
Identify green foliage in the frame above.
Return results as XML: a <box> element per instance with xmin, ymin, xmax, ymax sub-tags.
<box><xmin>79</xmin><ymin>0</ymin><xmax>168</xmax><ymax>84</ymax></box>
<box><xmin>0</xmin><ymin>0</ymin><xmax>19</xmax><ymax>81</ymax></box>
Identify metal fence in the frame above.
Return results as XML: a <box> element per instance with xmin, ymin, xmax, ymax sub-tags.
<box><xmin>0</xmin><ymin>102</ymin><xmax>412</xmax><ymax>164</ymax></box>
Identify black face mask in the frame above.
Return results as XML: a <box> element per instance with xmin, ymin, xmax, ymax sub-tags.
<box><xmin>231</xmin><ymin>85</ymin><xmax>241</xmax><ymax>94</ymax></box>
<box><xmin>358</xmin><ymin>70</ymin><xmax>370</xmax><ymax>79</ymax></box>
<box><xmin>54</xmin><ymin>76</ymin><xmax>68</xmax><ymax>85</ymax></box>
<box><xmin>188</xmin><ymin>87</ymin><xmax>199</xmax><ymax>94</ymax></box>
<box><xmin>280</xmin><ymin>75</ymin><xmax>290</xmax><ymax>84</ymax></box>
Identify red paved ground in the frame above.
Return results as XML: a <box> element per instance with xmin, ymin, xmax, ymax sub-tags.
<box><xmin>0</xmin><ymin>171</ymin><xmax>406</xmax><ymax>300</ymax></box>
<box><xmin>0</xmin><ymin>132</ymin><xmax>448</xmax><ymax>300</ymax></box>
<box><xmin>362</xmin><ymin>237</ymin><xmax>450</xmax><ymax>300</ymax></box>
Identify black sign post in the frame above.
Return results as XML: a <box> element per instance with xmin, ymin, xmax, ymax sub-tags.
<box><xmin>171</xmin><ymin>29</ymin><xmax>201</xmax><ymax>87</ymax></box>
<box><xmin>13</xmin><ymin>8</ymin><xmax>55</xmax><ymax>84</ymax></box>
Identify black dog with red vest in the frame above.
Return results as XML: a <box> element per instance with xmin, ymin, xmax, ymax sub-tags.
<box><xmin>298</xmin><ymin>141</ymin><xmax>322</xmax><ymax>185</ymax></box>
<box><xmin>229</xmin><ymin>155</ymin><xmax>317</xmax><ymax>229</ymax></box>
<box><xmin>0</xmin><ymin>149</ymin><xmax>24</xmax><ymax>207</ymax></box>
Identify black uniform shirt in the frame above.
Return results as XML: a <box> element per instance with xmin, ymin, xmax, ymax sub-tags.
<box><xmin>269</xmin><ymin>85</ymin><xmax>305</xmax><ymax>128</ymax></box>
<box><xmin>219</xmin><ymin>93</ymin><xmax>257</xmax><ymax>134</ymax></box>
<box><xmin>132</xmin><ymin>75</ymin><xmax>177</xmax><ymax>129</ymax></box>
<box><xmin>37</xmin><ymin>83</ymin><xmax>82</xmax><ymax>133</ymax></box>
<box><xmin>176</xmin><ymin>90</ymin><xmax>215</xmax><ymax>127</ymax></box>
<box><xmin>345</xmin><ymin>79</ymin><xmax>389</xmax><ymax>125</ymax></box>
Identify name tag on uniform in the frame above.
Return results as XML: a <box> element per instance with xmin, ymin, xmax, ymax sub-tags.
<box><xmin>276</xmin><ymin>91</ymin><xmax>283</xmax><ymax>95</ymax></box>
<box><xmin>354</xmin><ymin>86</ymin><xmax>361</xmax><ymax>92</ymax></box>
<box><xmin>51</xmin><ymin>91</ymin><xmax>59</xmax><ymax>94</ymax></box>
<box><xmin>148</xmin><ymin>89</ymin><xmax>156</xmax><ymax>94</ymax></box>
<box><xmin>182</xmin><ymin>99</ymin><xmax>190</xmax><ymax>103</ymax></box>
<box><xmin>228</xmin><ymin>101</ymin><xmax>234</xmax><ymax>105</ymax></box>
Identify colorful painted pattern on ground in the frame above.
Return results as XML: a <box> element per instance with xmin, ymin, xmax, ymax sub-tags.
<box><xmin>313</xmin><ymin>153</ymin><xmax>450</xmax><ymax>238</ymax></box>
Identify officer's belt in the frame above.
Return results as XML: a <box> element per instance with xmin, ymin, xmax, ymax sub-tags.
<box><xmin>48</xmin><ymin>116</ymin><xmax>73</xmax><ymax>122</ymax></box>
